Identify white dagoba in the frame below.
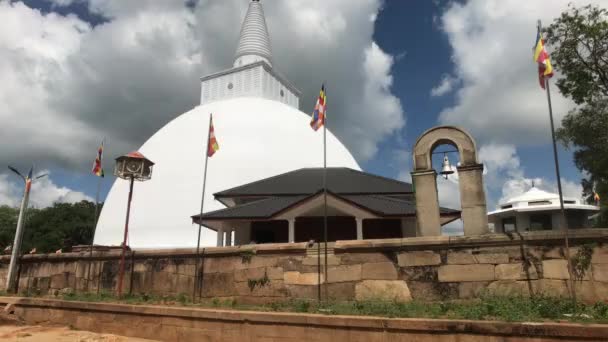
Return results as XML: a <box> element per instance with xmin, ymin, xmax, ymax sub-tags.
<box><xmin>95</xmin><ymin>0</ymin><xmax>360</xmax><ymax>248</ymax></box>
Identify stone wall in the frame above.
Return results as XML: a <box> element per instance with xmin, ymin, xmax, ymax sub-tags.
<box><xmin>2</xmin><ymin>297</ymin><xmax>607</xmax><ymax>342</ymax></box>
<box><xmin>2</xmin><ymin>229</ymin><xmax>608</xmax><ymax>303</ymax></box>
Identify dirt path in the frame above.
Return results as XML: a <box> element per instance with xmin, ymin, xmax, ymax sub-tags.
<box><xmin>0</xmin><ymin>324</ymin><xmax>159</xmax><ymax>341</ymax></box>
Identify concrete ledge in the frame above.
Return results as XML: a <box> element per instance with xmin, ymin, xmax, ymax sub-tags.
<box><xmin>334</xmin><ymin>229</ymin><xmax>608</xmax><ymax>252</ymax></box>
<box><xmin>0</xmin><ymin>297</ymin><xmax>607</xmax><ymax>340</ymax></box>
<box><xmin>0</xmin><ymin>242</ymin><xmax>309</xmax><ymax>263</ymax></box>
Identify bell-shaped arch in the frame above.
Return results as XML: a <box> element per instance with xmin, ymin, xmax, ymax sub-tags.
<box><xmin>411</xmin><ymin>126</ymin><xmax>488</xmax><ymax>236</ymax></box>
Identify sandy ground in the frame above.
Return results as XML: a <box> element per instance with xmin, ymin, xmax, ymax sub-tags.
<box><xmin>0</xmin><ymin>324</ymin><xmax>159</xmax><ymax>342</ymax></box>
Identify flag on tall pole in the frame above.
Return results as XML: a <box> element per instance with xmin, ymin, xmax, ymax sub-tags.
<box><xmin>208</xmin><ymin>116</ymin><xmax>220</xmax><ymax>157</ymax></box>
<box><xmin>310</xmin><ymin>83</ymin><xmax>328</xmax><ymax>301</ymax></box>
<box><xmin>533</xmin><ymin>26</ymin><xmax>554</xmax><ymax>89</ymax></box>
<box><xmin>310</xmin><ymin>84</ymin><xmax>326</xmax><ymax>131</ymax></box>
<box><xmin>534</xmin><ymin>20</ymin><xmax>576</xmax><ymax>304</ymax></box>
<box><xmin>194</xmin><ymin>113</ymin><xmax>219</xmax><ymax>301</ymax></box>
<box><xmin>87</xmin><ymin>138</ymin><xmax>105</xmax><ymax>290</ymax></box>
<box><xmin>92</xmin><ymin>140</ymin><xmax>105</xmax><ymax>177</ymax></box>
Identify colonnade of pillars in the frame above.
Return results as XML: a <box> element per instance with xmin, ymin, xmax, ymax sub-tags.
<box><xmin>216</xmin><ymin>218</ymin><xmax>366</xmax><ymax>247</ymax></box>
<box><xmin>216</xmin><ymin>227</ymin><xmax>234</xmax><ymax>247</ymax></box>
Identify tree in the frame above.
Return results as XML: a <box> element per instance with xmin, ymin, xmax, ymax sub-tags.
<box><xmin>0</xmin><ymin>201</ymin><xmax>101</xmax><ymax>254</ymax></box>
<box><xmin>544</xmin><ymin>4</ymin><xmax>608</xmax><ymax>225</ymax></box>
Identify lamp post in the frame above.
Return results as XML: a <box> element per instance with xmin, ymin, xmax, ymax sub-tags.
<box><xmin>5</xmin><ymin>165</ymin><xmax>47</xmax><ymax>292</ymax></box>
<box><xmin>113</xmin><ymin>151</ymin><xmax>154</xmax><ymax>297</ymax></box>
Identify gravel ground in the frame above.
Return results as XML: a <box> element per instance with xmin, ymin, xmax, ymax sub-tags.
<box><xmin>0</xmin><ymin>324</ymin><xmax>159</xmax><ymax>341</ymax></box>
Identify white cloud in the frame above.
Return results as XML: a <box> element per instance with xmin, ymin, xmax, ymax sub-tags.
<box><xmin>0</xmin><ymin>0</ymin><xmax>403</xmax><ymax>173</ymax></box>
<box><xmin>0</xmin><ymin>171</ymin><xmax>93</xmax><ymax>208</ymax></box>
<box><xmin>436</xmin><ymin>0</ymin><xmax>602</xmax><ymax>145</ymax></box>
<box><xmin>430</xmin><ymin>74</ymin><xmax>457</xmax><ymax>97</ymax></box>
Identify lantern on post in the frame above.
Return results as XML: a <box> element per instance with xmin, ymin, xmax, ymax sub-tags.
<box><xmin>114</xmin><ymin>151</ymin><xmax>154</xmax><ymax>297</ymax></box>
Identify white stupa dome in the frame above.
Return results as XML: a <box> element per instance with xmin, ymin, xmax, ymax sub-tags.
<box><xmin>94</xmin><ymin>1</ymin><xmax>360</xmax><ymax>248</ymax></box>
<box><xmin>95</xmin><ymin>98</ymin><xmax>359</xmax><ymax>247</ymax></box>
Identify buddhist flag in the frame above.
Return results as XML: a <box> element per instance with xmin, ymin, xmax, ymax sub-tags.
<box><xmin>310</xmin><ymin>84</ymin><xmax>326</xmax><ymax>131</ymax></box>
<box><xmin>208</xmin><ymin>114</ymin><xmax>219</xmax><ymax>157</ymax></box>
<box><xmin>92</xmin><ymin>140</ymin><xmax>104</xmax><ymax>177</ymax></box>
<box><xmin>533</xmin><ymin>26</ymin><xmax>554</xmax><ymax>89</ymax></box>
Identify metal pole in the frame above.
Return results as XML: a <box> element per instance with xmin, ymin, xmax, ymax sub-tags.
<box><xmin>117</xmin><ymin>175</ymin><xmax>134</xmax><ymax>297</ymax></box>
<box><xmin>537</xmin><ymin>19</ymin><xmax>576</xmax><ymax>304</ymax></box>
<box><xmin>317</xmin><ymin>240</ymin><xmax>321</xmax><ymax>302</ymax></box>
<box><xmin>323</xmin><ymin>108</ymin><xmax>328</xmax><ymax>302</ymax></box>
<box><xmin>5</xmin><ymin>182</ymin><xmax>30</xmax><ymax>292</ymax></box>
<box><xmin>194</xmin><ymin>114</ymin><xmax>212</xmax><ymax>301</ymax></box>
<box><xmin>86</xmin><ymin>174</ymin><xmax>103</xmax><ymax>291</ymax></box>
<box><xmin>545</xmin><ymin>77</ymin><xmax>577</xmax><ymax>304</ymax></box>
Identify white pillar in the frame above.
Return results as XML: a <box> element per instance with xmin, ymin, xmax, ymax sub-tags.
<box><xmin>225</xmin><ymin>229</ymin><xmax>232</xmax><ymax>246</ymax></box>
<box><xmin>288</xmin><ymin>219</ymin><xmax>295</xmax><ymax>243</ymax></box>
<box><xmin>216</xmin><ymin>227</ymin><xmax>224</xmax><ymax>247</ymax></box>
<box><xmin>356</xmin><ymin>218</ymin><xmax>363</xmax><ymax>240</ymax></box>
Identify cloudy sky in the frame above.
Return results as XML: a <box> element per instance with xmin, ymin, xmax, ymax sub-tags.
<box><xmin>0</xmin><ymin>0</ymin><xmax>601</xmax><ymax>233</ymax></box>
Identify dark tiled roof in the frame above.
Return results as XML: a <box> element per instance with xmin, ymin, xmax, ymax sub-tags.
<box><xmin>214</xmin><ymin>167</ymin><xmax>413</xmax><ymax>198</ymax></box>
<box><xmin>192</xmin><ymin>195</ymin><xmax>307</xmax><ymax>220</ymax></box>
<box><xmin>193</xmin><ymin>193</ymin><xmax>459</xmax><ymax>221</ymax></box>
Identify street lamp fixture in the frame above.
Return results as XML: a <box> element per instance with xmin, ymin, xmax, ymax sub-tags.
<box><xmin>113</xmin><ymin>151</ymin><xmax>154</xmax><ymax>297</ymax></box>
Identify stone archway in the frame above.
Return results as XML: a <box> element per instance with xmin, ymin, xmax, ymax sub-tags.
<box><xmin>411</xmin><ymin>126</ymin><xmax>488</xmax><ymax>236</ymax></box>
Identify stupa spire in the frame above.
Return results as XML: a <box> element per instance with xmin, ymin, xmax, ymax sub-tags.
<box><xmin>234</xmin><ymin>0</ymin><xmax>272</xmax><ymax>67</ymax></box>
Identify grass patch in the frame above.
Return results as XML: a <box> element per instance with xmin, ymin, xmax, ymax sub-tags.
<box><xmin>6</xmin><ymin>291</ymin><xmax>608</xmax><ymax>324</ymax></box>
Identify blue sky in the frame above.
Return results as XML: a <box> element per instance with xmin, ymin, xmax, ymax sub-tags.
<box><xmin>0</xmin><ymin>0</ymin><xmax>588</xmax><ymax>215</ymax></box>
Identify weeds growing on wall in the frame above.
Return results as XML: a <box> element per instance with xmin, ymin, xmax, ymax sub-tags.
<box><xmin>571</xmin><ymin>244</ymin><xmax>595</xmax><ymax>281</ymax></box>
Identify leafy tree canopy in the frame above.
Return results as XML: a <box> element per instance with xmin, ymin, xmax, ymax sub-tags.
<box><xmin>0</xmin><ymin>201</ymin><xmax>101</xmax><ymax>254</ymax></box>
<box><xmin>545</xmin><ymin>4</ymin><xmax>608</xmax><ymax>225</ymax></box>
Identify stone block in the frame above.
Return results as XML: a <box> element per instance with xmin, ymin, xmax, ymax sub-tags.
<box><xmin>400</xmin><ymin>266</ymin><xmax>437</xmax><ymax>281</ymax></box>
<box><xmin>534</xmin><ymin>279</ymin><xmax>569</xmax><ymax>297</ymax></box>
<box><xmin>447</xmin><ymin>252</ymin><xmax>476</xmax><ymax>264</ymax></box>
<box><xmin>544</xmin><ymin>247</ymin><xmax>564</xmax><ymax>259</ymax></box>
<box><xmin>459</xmin><ymin>282</ymin><xmax>490</xmax><ymax>299</ymax></box>
<box><xmin>398</xmin><ymin>251</ymin><xmax>440</xmax><ymax>267</ymax></box>
<box><xmin>355</xmin><ymin>280</ymin><xmax>411</xmax><ymax>302</ymax></box>
<box><xmin>235</xmin><ymin>280</ymin><xmax>287</xmax><ymax>297</ymax></box>
<box><xmin>438</xmin><ymin>264</ymin><xmax>494</xmax><ymax>282</ymax></box>
<box><xmin>234</xmin><ymin>267</ymin><xmax>266</xmax><ymax>282</ymax></box>
<box><xmin>339</xmin><ymin>252</ymin><xmax>393</xmax><ymax>265</ymax></box>
<box><xmin>326</xmin><ymin>265</ymin><xmax>362</xmax><ymax>283</ymax></box>
<box><xmin>407</xmin><ymin>281</ymin><xmax>440</xmax><ymax>301</ymax></box>
<box><xmin>285</xmin><ymin>284</ymin><xmax>318</xmax><ymax>299</ymax></box>
<box><xmin>200</xmin><ymin>272</ymin><xmax>236</xmax><ymax>297</ymax></box>
<box><xmin>325</xmin><ymin>282</ymin><xmax>356</xmax><ymax>301</ymax></box>
<box><xmin>487</xmin><ymin>280</ymin><xmax>530</xmax><ymax>297</ymax></box>
<box><xmin>495</xmin><ymin>263</ymin><xmax>538</xmax><ymax>280</ymax></box>
<box><xmin>575</xmin><ymin>280</ymin><xmax>608</xmax><ymax>303</ymax></box>
<box><xmin>476</xmin><ymin>254</ymin><xmax>509</xmax><ymax>264</ymax></box>
<box><xmin>283</xmin><ymin>272</ymin><xmax>323</xmax><ymax>285</ymax></box>
<box><xmin>235</xmin><ymin>256</ymin><xmax>278</xmax><ymax>270</ymax></box>
<box><xmin>302</xmin><ymin>255</ymin><xmax>340</xmax><ymax>266</ymax></box>
<box><xmin>542</xmin><ymin>259</ymin><xmax>570</xmax><ymax>280</ymax></box>
<box><xmin>592</xmin><ymin>264</ymin><xmax>608</xmax><ymax>282</ymax></box>
<box><xmin>592</xmin><ymin>247</ymin><xmax>608</xmax><ymax>264</ymax></box>
<box><xmin>204</xmin><ymin>257</ymin><xmax>240</xmax><ymax>273</ymax></box>
<box><xmin>447</xmin><ymin>252</ymin><xmax>508</xmax><ymax>265</ymax></box>
<box><xmin>361</xmin><ymin>262</ymin><xmax>398</xmax><ymax>280</ymax></box>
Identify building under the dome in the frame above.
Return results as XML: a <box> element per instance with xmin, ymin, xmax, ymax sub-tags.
<box><xmin>94</xmin><ymin>0</ymin><xmax>361</xmax><ymax>248</ymax></box>
<box><xmin>488</xmin><ymin>185</ymin><xmax>599</xmax><ymax>233</ymax></box>
<box><xmin>192</xmin><ymin>168</ymin><xmax>461</xmax><ymax>246</ymax></box>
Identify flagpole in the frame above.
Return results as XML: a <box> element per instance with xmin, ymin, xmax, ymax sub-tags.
<box><xmin>538</xmin><ymin>19</ymin><xmax>576</xmax><ymax>305</ymax></box>
<box><xmin>193</xmin><ymin>114</ymin><xmax>212</xmax><ymax>301</ymax></box>
<box><xmin>322</xmin><ymin>88</ymin><xmax>328</xmax><ymax>302</ymax></box>
<box><xmin>545</xmin><ymin>77</ymin><xmax>576</xmax><ymax>304</ymax></box>
<box><xmin>87</xmin><ymin>138</ymin><xmax>104</xmax><ymax>292</ymax></box>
